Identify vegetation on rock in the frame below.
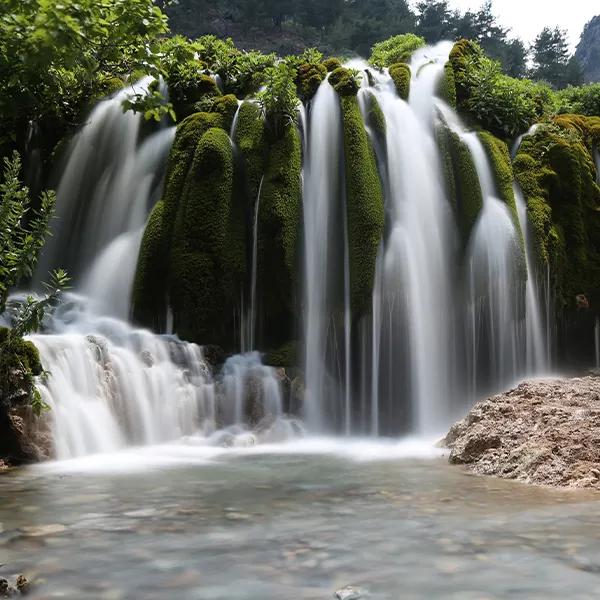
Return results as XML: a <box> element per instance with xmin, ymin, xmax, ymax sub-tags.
<box><xmin>388</xmin><ymin>63</ymin><xmax>411</xmax><ymax>101</ymax></box>
<box><xmin>369</xmin><ymin>34</ymin><xmax>425</xmax><ymax>69</ymax></box>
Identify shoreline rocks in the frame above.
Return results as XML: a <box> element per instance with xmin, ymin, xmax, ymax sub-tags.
<box><xmin>444</xmin><ymin>376</ymin><xmax>600</xmax><ymax>489</ymax></box>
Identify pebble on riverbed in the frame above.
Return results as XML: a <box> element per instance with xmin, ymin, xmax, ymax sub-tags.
<box><xmin>0</xmin><ymin>574</ymin><xmax>29</xmax><ymax>597</ymax></box>
<box><xmin>334</xmin><ymin>585</ymin><xmax>363</xmax><ymax>600</ymax></box>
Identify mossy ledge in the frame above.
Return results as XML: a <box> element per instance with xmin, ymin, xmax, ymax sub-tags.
<box><xmin>339</xmin><ymin>95</ymin><xmax>385</xmax><ymax>317</ymax></box>
<box><xmin>438</xmin><ymin>61</ymin><xmax>457</xmax><ymax>108</ymax></box>
<box><xmin>257</xmin><ymin>124</ymin><xmax>303</xmax><ymax>348</ymax></box>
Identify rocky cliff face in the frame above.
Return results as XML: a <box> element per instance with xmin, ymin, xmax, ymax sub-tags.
<box><xmin>576</xmin><ymin>16</ymin><xmax>600</xmax><ymax>83</ymax></box>
<box><xmin>444</xmin><ymin>377</ymin><xmax>600</xmax><ymax>489</ymax></box>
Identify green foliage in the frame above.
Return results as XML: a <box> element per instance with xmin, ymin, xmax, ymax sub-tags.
<box><xmin>557</xmin><ymin>84</ymin><xmax>600</xmax><ymax>117</ymax></box>
<box><xmin>257</xmin><ymin>63</ymin><xmax>299</xmax><ymax>139</ymax></box>
<box><xmin>388</xmin><ymin>63</ymin><xmax>411</xmax><ymax>101</ymax></box>
<box><xmin>0</xmin><ymin>153</ymin><xmax>56</xmax><ymax>313</ymax></box>
<box><xmin>0</xmin><ymin>0</ymin><xmax>169</xmax><ymax>148</ymax></box>
<box><xmin>449</xmin><ymin>39</ymin><xmax>555</xmax><ymax>138</ymax></box>
<box><xmin>340</xmin><ymin>96</ymin><xmax>385</xmax><ymax>317</ymax></box>
<box><xmin>369</xmin><ymin>34</ymin><xmax>425</xmax><ymax>69</ymax></box>
<box><xmin>328</xmin><ymin>67</ymin><xmax>362</xmax><ymax>97</ymax></box>
<box><xmin>362</xmin><ymin>92</ymin><xmax>386</xmax><ymax>142</ymax></box>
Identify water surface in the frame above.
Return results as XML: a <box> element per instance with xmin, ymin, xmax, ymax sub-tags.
<box><xmin>1</xmin><ymin>440</ymin><xmax>599</xmax><ymax>599</ymax></box>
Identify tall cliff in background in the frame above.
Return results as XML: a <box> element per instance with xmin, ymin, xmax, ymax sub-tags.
<box><xmin>576</xmin><ymin>16</ymin><xmax>600</xmax><ymax>83</ymax></box>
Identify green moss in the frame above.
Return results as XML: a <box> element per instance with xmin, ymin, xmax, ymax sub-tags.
<box><xmin>169</xmin><ymin>127</ymin><xmax>243</xmax><ymax>346</ymax></box>
<box><xmin>514</xmin><ymin>121</ymin><xmax>600</xmax><ymax>309</ymax></box>
<box><xmin>340</xmin><ymin>95</ymin><xmax>385</xmax><ymax>317</ymax></box>
<box><xmin>296</xmin><ymin>62</ymin><xmax>327</xmax><ymax>102</ymax></box>
<box><xmin>362</xmin><ymin>91</ymin><xmax>386</xmax><ymax>142</ymax></box>
<box><xmin>258</xmin><ymin>125</ymin><xmax>303</xmax><ymax>347</ymax></box>
<box><xmin>388</xmin><ymin>63</ymin><xmax>411</xmax><ymax>101</ymax></box>
<box><xmin>478</xmin><ymin>132</ymin><xmax>520</xmax><ymax>223</ymax></box>
<box><xmin>233</xmin><ymin>101</ymin><xmax>268</xmax><ymax>206</ymax></box>
<box><xmin>96</xmin><ymin>76</ymin><xmax>125</xmax><ymax>99</ymax></box>
<box><xmin>449</xmin><ymin>39</ymin><xmax>481</xmax><ymax>108</ymax></box>
<box><xmin>0</xmin><ymin>328</ymin><xmax>42</xmax><ymax>407</ymax></box>
<box><xmin>329</xmin><ymin>67</ymin><xmax>360</xmax><ymax>97</ymax></box>
<box><xmin>210</xmin><ymin>94</ymin><xmax>239</xmax><ymax>130</ymax></box>
<box><xmin>438</xmin><ymin>61</ymin><xmax>457</xmax><ymax>108</ymax></box>
<box><xmin>437</xmin><ymin>124</ymin><xmax>483</xmax><ymax>244</ymax></box>
<box><xmin>132</xmin><ymin>200</ymin><xmax>169</xmax><ymax>329</ymax></box>
<box><xmin>264</xmin><ymin>340</ymin><xmax>298</xmax><ymax>368</ymax></box>
<box><xmin>322</xmin><ymin>57</ymin><xmax>342</xmax><ymax>72</ymax></box>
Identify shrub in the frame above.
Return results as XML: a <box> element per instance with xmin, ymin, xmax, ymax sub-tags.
<box><xmin>369</xmin><ymin>34</ymin><xmax>426</xmax><ymax>69</ymax></box>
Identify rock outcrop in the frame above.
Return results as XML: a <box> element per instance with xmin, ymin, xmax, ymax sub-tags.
<box><xmin>444</xmin><ymin>377</ymin><xmax>600</xmax><ymax>489</ymax></box>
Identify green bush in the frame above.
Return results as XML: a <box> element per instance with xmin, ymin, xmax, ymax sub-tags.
<box><xmin>557</xmin><ymin>84</ymin><xmax>600</xmax><ymax>117</ymax></box>
<box><xmin>369</xmin><ymin>34</ymin><xmax>426</xmax><ymax>69</ymax></box>
<box><xmin>257</xmin><ymin>63</ymin><xmax>300</xmax><ymax>139</ymax></box>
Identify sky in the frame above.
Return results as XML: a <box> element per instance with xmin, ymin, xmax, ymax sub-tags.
<box><xmin>429</xmin><ymin>0</ymin><xmax>598</xmax><ymax>51</ymax></box>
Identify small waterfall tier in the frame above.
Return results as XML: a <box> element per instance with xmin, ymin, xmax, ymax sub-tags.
<box><xmin>30</xmin><ymin>296</ymin><xmax>298</xmax><ymax>460</ymax></box>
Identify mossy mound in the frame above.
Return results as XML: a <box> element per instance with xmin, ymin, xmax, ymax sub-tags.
<box><xmin>132</xmin><ymin>200</ymin><xmax>169</xmax><ymax>330</ymax></box>
<box><xmin>323</xmin><ymin>57</ymin><xmax>342</xmax><ymax>72</ymax></box>
<box><xmin>388</xmin><ymin>63</ymin><xmax>411</xmax><ymax>101</ymax></box>
<box><xmin>438</xmin><ymin>61</ymin><xmax>457</xmax><ymax>108</ymax></box>
<box><xmin>362</xmin><ymin>91</ymin><xmax>386</xmax><ymax>142</ymax></box>
<box><xmin>170</xmin><ymin>127</ymin><xmax>244</xmax><ymax>345</ymax></box>
<box><xmin>133</xmin><ymin>111</ymin><xmax>226</xmax><ymax>328</ymax></box>
<box><xmin>329</xmin><ymin>67</ymin><xmax>361</xmax><ymax>97</ymax></box>
<box><xmin>257</xmin><ymin>125</ymin><xmax>303</xmax><ymax>347</ymax></box>
<box><xmin>339</xmin><ymin>95</ymin><xmax>385</xmax><ymax>317</ymax></box>
<box><xmin>478</xmin><ymin>132</ymin><xmax>520</xmax><ymax>225</ymax></box>
<box><xmin>436</xmin><ymin>124</ymin><xmax>484</xmax><ymax>244</ymax></box>
<box><xmin>296</xmin><ymin>62</ymin><xmax>327</xmax><ymax>102</ymax></box>
<box><xmin>514</xmin><ymin>118</ymin><xmax>600</xmax><ymax>309</ymax></box>
<box><xmin>233</xmin><ymin>101</ymin><xmax>267</xmax><ymax>206</ymax></box>
<box><xmin>449</xmin><ymin>39</ymin><xmax>481</xmax><ymax>109</ymax></box>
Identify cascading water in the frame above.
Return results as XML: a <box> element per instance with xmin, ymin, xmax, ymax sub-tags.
<box><xmin>21</xmin><ymin>80</ymin><xmax>294</xmax><ymax>461</ymax></box>
<box><xmin>514</xmin><ymin>183</ymin><xmax>548</xmax><ymax>373</ymax></box>
<box><xmin>303</xmin><ymin>77</ymin><xmax>346</xmax><ymax>431</ymax></box>
<box><xmin>36</xmin><ymin>78</ymin><xmax>175</xmax><ymax>319</ymax></box>
<box><xmin>304</xmin><ymin>42</ymin><xmax>549</xmax><ymax>435</ymax></box>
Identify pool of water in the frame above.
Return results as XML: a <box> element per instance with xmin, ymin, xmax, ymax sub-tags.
<box><xmin>1</xmin><ymin>438</ymin><xmax>600</xmax><ymax>599</ymax></box>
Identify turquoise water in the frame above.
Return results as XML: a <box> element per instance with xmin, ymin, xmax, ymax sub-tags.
<box><xmin>1</xmin><ymin>440</ymin><xmax>599</xmax><ymax>599</ymax></box>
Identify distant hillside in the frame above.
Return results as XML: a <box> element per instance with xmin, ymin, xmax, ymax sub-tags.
<box><xmin>576</xmin><ymin>15</ymin><xmax>600</xmax><ymax>83</ymax></box>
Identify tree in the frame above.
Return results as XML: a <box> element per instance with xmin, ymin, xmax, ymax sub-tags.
<box><xmin>0</xmin><ymin>0</ymin><xmax>169</xmax><ymax>152</ymax></box>
<box><xmin>531</xmin><ymin>27</ymin><xmax>571</xmax><ymax>88</ymax></box>
<box><xmin>416</xmin><ymin>0</ymin><xmax>456</xmax><ymax>43</ymax></box>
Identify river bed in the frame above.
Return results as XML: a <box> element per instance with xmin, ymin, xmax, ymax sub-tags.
<box><xmin>1</xmin><ymin>439</ymin><xmax>599</xmax><ymax>599</ymax></box>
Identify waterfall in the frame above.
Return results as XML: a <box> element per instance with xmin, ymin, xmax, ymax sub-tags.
<box><xmin>514</xmin><ymin>183</ymin><xmax>548</xmax><ymax>373</ymax></box>
<box><xmin>36</xmin><ymin>78</ymin><xmax>175</xmax><ymax>319</ymax></box>
<box><xmin>462</xmin><ymin>133</ymin><xmax>523</xmax><ymax>394</ymax></box>
<box><xmin>29</xmin><ymin>296</ymin><xmax>290</xmax><ymax>460</ymax></box>
<box><xmin>303</xmin><ymin>78</ymin><xmax>345</xmax><ymax>431</ymax></box>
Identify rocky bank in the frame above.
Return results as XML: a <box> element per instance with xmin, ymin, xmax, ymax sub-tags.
<box><xmin>444</xmin><ymin>376</ymin><xmax>600</xmax><ymax>489</ymax></box>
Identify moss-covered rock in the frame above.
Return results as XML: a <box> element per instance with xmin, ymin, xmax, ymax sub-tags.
<box><xmin>388</xmin><ymin>63</ymin><xmax>411</xmax><ymax>101</ymax></box>
<box><xmin>170</xmin><ymin>127</ymin><xmax>244</xmax><ymax>345</ymax></box>
<box><xmin>449</xmin><ymin>39</ymin><xmax>481</xmax><ymax>109</ymax></box>
<box><xmin>362</xmin><ymin>91</ymin><xmax>386</xmax><ymax>142</ymax></box>
<box><xmin>210</xmin><ymin>94</ymin><xmax>239</xmax><ymax>130</ymax></box>
<box><xmin>436</xmin><ymin>124</ymin><xmax>484</xmax><ymax>244</ymax></box>
<box><xmin>438</xmin><ymin>61</ymin><xmax>457</xmax><ymax>108</ymax></box>
<box><xmin>258</xmin><ymin>125</ymin><xmax>303</xmax><ymax>347</ymax></box>
<box><xmin>323</xmin><ymin>57</ymin><xmax>343</xmax><ymax>73</ymax></box>
<box><xmin>339</xmin><ymin>95</ymin><xmax>385</xmax><ymax>317</ymax></box>
<box><xmin>264</xmin><ymin>340</ymin><xmax>299</xmax><ymax>368</ymax></box>
<box><xmin>133</xmin><ymin>111</ymin><xmax>226</xmax><ymax>329</ymax></box>
<box><xmin>296</xmin><ymin>62</ymin><xmax>327</xmax><ymax>102</ymax></box>
<box><xmin>514</xmin><ymin>118</ymin><xmax>600</xmax><ymax>309</ymax></box>
<box><xmin>233</xmin><ymin>101</ymin><xmax>267</xmax><ymax>206</ymax></box>
<box><xmin>329</xmin><ymin>67</ymin><xmax>361</xmax><ymax>97</ymax></box>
